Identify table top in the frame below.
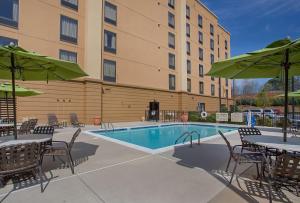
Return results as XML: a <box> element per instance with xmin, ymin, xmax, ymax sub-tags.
<box><xmin>243</xmin><ymin>135</ymin><xmax>300</xmax><ymax>152</ymax></box>
<box><xmin>0</xmin><ymin>123</ymin><xmax>14</xmax><ymax>127</ymax></box>
<box><xmin>0</xmin><ymin>134</ymin><xmax>52</xmax><ymax>147</ymax></box>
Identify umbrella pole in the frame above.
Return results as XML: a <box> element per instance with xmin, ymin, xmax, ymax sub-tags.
<box><xmin>10</xmin><ymin>53</ymin><xmax>17</xmax><ymax>139</ymax></box>
<box><xmin>283</xmin><ymin>49</ymin><xmax>290</xmax><ymax>142</ymax></box>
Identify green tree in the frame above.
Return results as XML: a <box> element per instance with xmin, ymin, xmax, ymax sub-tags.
<box><xmin>256</xmin><ymin>90</ymin><xmax>271</xmax><ymax>108</ymax></box>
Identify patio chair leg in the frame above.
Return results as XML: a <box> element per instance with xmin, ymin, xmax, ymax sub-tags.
<box><xmin>225</xmin><ymin>157</ymin><xmax>231</xmax><ymax>172</ymax></box>
<box><xmin>38</xmin><ymin>165</ymin><xmax>44</xmax><ymax>192</ymax></box>
<box><xmin>0</xmin><ymin>176</ymin><xmax>4</xmax><ymax>188</ymax></box>
<box><xmin>255</xmin><ymin>163</ymin><xmax>260</xmax><ymax>179</ymax></box>
<box><xmin>52</xmin><ymin>155</ymin><xmax>55</xmax><ymax>162</ymax></box>
<box><xmin>66</xmin><ymin>150</ymin><xmax>74</xmax><ymax>174</ymax></box>
<box><xmin>230</xmin><ymin>160</ymin><xmax>238</xmax><ymax>184</ymax></box>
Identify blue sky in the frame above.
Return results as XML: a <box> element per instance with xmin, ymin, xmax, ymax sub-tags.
<box><xmin>201</xmin><ymin>0</ymin><xmax>300</xmax><ymax>88</ymax></box>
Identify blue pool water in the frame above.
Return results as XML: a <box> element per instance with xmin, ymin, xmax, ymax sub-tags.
<box><xmin>92</xmin><ymin>124</ymin><xmax>237</xmax><ymax>150</ymax></box>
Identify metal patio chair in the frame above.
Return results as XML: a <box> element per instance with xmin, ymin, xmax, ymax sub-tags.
<box><xmin>42</xmin><ymin>128</ymin><xmax>81</xmax><ymax>174</ymax></box>
<box><xmin>218</xmin><ymin>130</ymin><xmax>265</xmax><ymax>184</ymax></box>
<box><xmin>28</xmin><ymin>118</ymin><xmax>38</xmax><ymax>133</ymax></box>
<box><xmin>70</xmin><ymin>113</ymin><xmax>85</xmax><ymax>127</ymax></box>
<box><xmin>0</xmin><ymin>143</ymin><xmax>44</xmax><ymax>192</ymax></box>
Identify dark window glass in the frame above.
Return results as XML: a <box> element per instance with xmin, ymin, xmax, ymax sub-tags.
<box><xmin>104</xmin><ymin>1</ymin><xmax>117</xmax><ymax>25</ymax></box>
<box><xmin>211</xmin><ymin>76</ymin><xmax>215</xmax><ymax>81</ymax></box>
<box><xmin>104</xmin><ymin>30</ymin><xmax>117</xmax><ymax>53</ymax></box>
<box><xmin>211</xmin><ymin>84</ymin><xmax>215</xmax><ymax>96</ymax></box>
<box><xmin>168</xmin><ymin>32</ymin><xmax>175</xmax><ymax>49</ymax></box>
<box><xmin>225</xmin><ymin>52</ymin><xmax>228</xmax><ymax>59</ymax></box>
<box><xmin>0</xmin><ymin>0</ymin><xmax>19</xmax><ymax>28</ymax></box>
<box><xmin>226</xmin><ymin>79</ymin><xmax>228</xmax><ymax>86</ymax></box>
<box><xmin>169</xmin><ymin>74</ymin><xmax>176</xmax><ymax>90</ymax></box>
<box><xmin>218</xmin><ymin>48</ymin><xmax>220</xmax><ymax>58</ymax></box>
<box><xmin>186</xmin><ymin>5</ymin><xmax>190</xmax><ymax>19</ymax></box>
<box><xmin>225</xmin><ymin>40</ymin><xmax>228</xmax><ymax>50</ymax></box>
<box><xmin>103</xmin><ymin>59</ymin><xmax>116</xmax><ymax>82</ymax></box>
<box><xmin>217</xmin><ymin>35</ymin><xmax>219</xmax><ymax>45</ymax></box>
<box><xmin>0</xmin><ymin>36</ymin><xmax>17</xmax><ymax>46</ymax></box>
<box><xmin>59</xmin><ymin>49</ymin><xmax>77</xmax><ymax>63</ymax></box>
<box><xmin>61</xmin><ymin>0</ymin><xmax>78</xmax><ymax>11</ymax></box>
<box><xmin>168</xmin><ymin>12</ymin><xmax>175</xmax><ymax>28</ymax></box>
<box><xmin>199</xmin><ymin>82</ymin><xmax>204</xmax><ymax>94</ymax></box>
<box><xmin>198</xmin><ymin>15</ymin><xmax>202</xmax><ymax>28</ymax></box>
<box><xmin>186</xmin><ymin>41</ymin><xmax>190</xmax><ymax>55</ymax></box>
<box><xmin>186</xmin><ymin>23</ymin><xmax>190</xmax><ymax>37</ymax></box>
<box><xmin>210</xmin><ymin>54</ymin><xmax>214</xmax><ymax>64</ymax></box>
<box><xmin>60</xmin><ymin>15</ymin><xmax>78</xmax><ymax>44</ymax></box>
<box><xmin>187</xmin><ymin>60</ymin><xmax>191</xmax><ymax>74</ymax></box>
<box><xmin>226</xmin><ymin>89</ymin><xmax>229</xmax><ymax>98</ymax></box>
<box><xmin>199</xmin><ymin>48</ymin><xmax>203</xmax><ymax>61</ymax></box>
<box><xmin>210</xmin><ymin>39</ymin><xmax>214</xmax><ymax>51</ymax></box>
<box><xmin>169</xmin><ymin>53</ymin><xmax>175</xmax><ymax>69</ymax></box>
<box><xmin>198</xmin><ymin>31</ymin><xmax>203</xmax><ymax>44</ymax></box>
<box><xmin>199</xmin><ymin>103</ymin><xmax>205</xmax><ymax>112</ymax></box>
<box><xmin>168</xmin><ymin>0</ymin><xmax>175</xmax><ymax>9</ymax></box>
<box><xmin>187</xmin><ymin>78</ymin><xmax>191</xmax><ymax>92</ymax></box>
<box><xmin>199</xmin><ymin>64</ymin><xmax>204</xmax><ymax>77</ymax></box>
<box><xmin>210</xmin><ymin>24</ymin><xmax>214</xmax><ymax>36</ymax></box>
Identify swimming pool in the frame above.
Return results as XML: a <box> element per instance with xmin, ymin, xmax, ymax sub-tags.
<box><xmin>88</xmin><ymin>124</ymin><xmax>237</xmax><ymax>152</ymax></box>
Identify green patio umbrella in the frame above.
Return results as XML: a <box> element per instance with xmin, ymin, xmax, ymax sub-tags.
<box><xmin>0</xmin><ymin>45</ymin><xmax>88</xmax><ymax>139</ymax></box>
<box><xmin>207</xmin><ymin>38</ymin><xmax>300</xmax><ymax>142</ymax></box>
<box><xmin>0</xmin><ymin>83</ymin><xmax>42</xmax><ymax>122</ymax></box>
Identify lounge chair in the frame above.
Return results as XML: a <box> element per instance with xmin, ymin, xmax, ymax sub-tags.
<box><xmin>42</xmin><ymin>128</ymin><xmax>81</xmax><ymax>174</ymax></box>
<box><xmin>218</xmin><ymin>130</ymin><xmax>265</xmax><ymax>184</ymax></box>
<box><xmin>0</xmin><ymin>142</ymin><xmax>44</xmax><ymax>192</ymax></box>
<box><xmin>28</xmin><ymin>118</ymin><xmax>38</xmax><ymax>133</ymax></box>
<box><xmin>70</xmin><ymin>113</ymin><xmax>85</xmax><ymax>127</ymax></box>
<box><xmin>17</xmin><ymin>120</ymin><xmax>30</xmax><ymax>135</ymax></box>
<box><xmin>47</xmin><ymin>113</ymin><xmax>62</xmax><ymax>128</ymax></box>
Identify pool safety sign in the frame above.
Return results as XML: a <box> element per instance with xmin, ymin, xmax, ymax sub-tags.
<box><xmin>231</xmin><ymin>113</ymin><xmax>243</xmax><ymax>123</ymax></box>
<box><xmin>216</xmin><ymin>113</ymin><xmax>229</xmax><ymax>122</ymax></box>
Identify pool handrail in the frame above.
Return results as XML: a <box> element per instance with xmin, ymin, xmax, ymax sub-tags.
<box><xmin>182</xmin><ymin>131</ymin><xmax>201</xmax><ymax>146</ymax></box>
<box><xmin>175</xmin><ymin>131</ymin><xmax>191</xmax><ymax>145</ymax></box>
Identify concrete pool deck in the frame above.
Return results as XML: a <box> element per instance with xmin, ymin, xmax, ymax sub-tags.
<box><xmin>0</xmin><ymin>122</ymin><xmax>298</xmax><ymax>203</ymax></box>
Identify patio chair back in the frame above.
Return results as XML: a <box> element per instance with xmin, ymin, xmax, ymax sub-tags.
<box><xmin>18</xmin><ymin>120</ymin><xmax>30</xmax><ymax>134</ymax></box>
<box><xmin>0</xmin><ymin>143</ymin><xmax>41</xmax><ymax>174</ymax></box>
<box><xmin>48</xmin><ymin>113</ymin><xmax>59</xmax><ymax>127</ymax></box>
<box><xmin>218</xmin><ymin>130</ymin><xmax>234</xmax><ymax>158</ymax></box>
<box><xmin>33</xmin><ymin>126</ymin><xmax>54</xmax><ymax>135</ymax></box>
<box><xmin>28</xmin><ymin>118</ymin><xmax>38</xmax><ymax>132</ymax></box>
<box><xmin>272</xmin><ymin>153</ymin><xmax>300</xmax><ymax>181</ymax></box>
<box><xmin>238</xmin><ymin>127</ymin><xmax>261</xmax><ymax>139</ymax></box>
<box><xmin>70</xmin><ymin>113</ymin><xmax>79</xmax><ymax>125</ymax></box>
<box><xmin>68</xmin><ymin>128</ymin><xmax>81</xmax><ymax>152</ymax></box>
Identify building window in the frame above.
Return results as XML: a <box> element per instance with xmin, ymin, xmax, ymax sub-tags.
<box><xmin>225</xmin><ymin>40</ymin><xmax>228</xmax><ymax>50</ymax></box>
<box><xmin>169</xmin><ymin>74</ymin><xmax>176</xmax><ymax>90</ymax></box>
<box><xmin>210</xmin><ymin>24</ymin><xmax>214</xmax><ymax>36</ymax></box>
<box><xmin>198</xmin><ymin>15</ymin><xmax>203</xmax><ymax>28</ymax></box>
<box><xmin>186</xmin><ymin>5</ymin><xmax>190</xmax><ymax>19</ymax></box>
<box><xmin>186</xmin><ymin>23</ymin><xmax>190</xmax><ymax>37</ymax></box>
<box><xmin>218</xmin><ymin>48</ymin><xmax>220</xmax><ymax>58</ymax></box>
<box><xmin>198</xmin><ymin>103</ymin><xmax>205</xmax><ymax>112</ymax></box>
<box><xmin>225</xmin><ymin>52</ymin><xmax>228</xmax><ymax>59</ymax></box>
<box><xmin>60</xmin><ymin>15</ymin><xmax>78</xmax><ymax>44</ymax></box>
<box><xmin>59</xmin><ymin>49</ymin><xmax>77</xmax><ymax>63</ymax></box>
<box><xmin>198</xmin><ymin>31</ymin><xmax>203</xmax><ymax>44</ymax></box>
<box><xmin>226</xmin><ymin>79</ymin><xmax>228</xmax><ymax>86</ymax></box>
<box><xmin>211</xmin><ymin>84</ymin><xmax>215</xmax><ymax>96</ymax></box>
<box><xmin>199</xmin><ymin>64</ymin><xmax>204</xmax><ymax>77</ymax></box>
<box><xmin>168</xmin><ymin>12</ymin><xmax>175</xmax><ymax>28</ymax></box>
<box><xmin>186</xmin><ymin>41</ymin><xmax>190</xmax><ymax>55</ymax></box>
<box><xmin>61</xmin><ymin>0</ymin><xmax>78</xmax><ymax>11</ymax></box>
<box><xmin>187</xmin><ymin>78</ymin><xmax>191</xmax><ymax>92</ymax></box>
<box><xmin>103</xmin><ymin>59</ymin><xmax>116</xmax><ymax>82</ymax></box>
<box><xmin>168</xmin><ymin>32</ymin><xmax>175</xmax><ymax>49</ymax></box>
<box><xmin>210</xmin><ymin>39</ymin><xmax>214</xmax><ymax>51</ymax></box>
<box><xmin>211</xmin><ymin>76</ymin><xmax>215</xmax><ymax>81</ymax></box>
<box><xmin>0</xmin><ymin>0</ymin><xmax>19</xmax><ymax>28</ymax></box>
<box><xmin>199</xmin><ymin>48</ymin><xmax>203</xmax><ymax>61</ymax></box>
<box><xmin>104</xmin><ymin>1</ymin><xmax>117</xmax><ymax>26</ymax></box>
<box><xmin>199</xmin><ymin>82</ymin><xmax>204</xmax><ymax>94</ymax></box>
<box><xmin>226</xmin><ymin>89</ymin><xmax>229</xmax><ymax>98</ymax></box>
<box><xmin>217</xmin><ymin>35</ymin><xmax>220</xmax><ymax>45</ymax></box>
<box><xmin>187</xmin><ymin>60</ymin><xmax>191</xmax><ymax>74</ymax></box>
<box><xmin>0</xmin><ymin>36</ymin><xmax>17</xmax><ymax>46</ymax></box>
<box><xmin>210</xmin><ymin>54</ymin><xmax>214</xmax><ymax>64</ymax></box>
<box><xmin>104</xmin><ymin>30</ymin><xmax>116</xmax><ymax>53</ymax></box>
<box><xmin>169</xmin><ymin>53</ymin><xmax>175</xmax><ymax>69</ymax></box>
<box><xmin>168</xmin><ymin>0</ymin><xmax>175</xmax><ymax>9</ymax></box>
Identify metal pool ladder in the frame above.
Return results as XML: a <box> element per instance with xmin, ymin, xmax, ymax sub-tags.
<box><xmin>175</xmin><ymin>131</ymin><xmax>201</xmax><ymax>147</ymax></box>
<box><xmin>101</xmin><ymin>122</ymin><xmax>115</xmax><ymax>131</ymax></box>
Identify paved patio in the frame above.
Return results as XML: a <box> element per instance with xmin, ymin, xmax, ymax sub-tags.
<box><xmin>0</xmin><ymin>122</ymin><xmax>299</xmax><ymax>203</ymax></box>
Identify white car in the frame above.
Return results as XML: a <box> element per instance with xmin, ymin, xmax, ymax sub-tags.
<box><xmin>263</xmin><ymin>109</ymin><xmax>275</xmax><ymax>118</ymax></box>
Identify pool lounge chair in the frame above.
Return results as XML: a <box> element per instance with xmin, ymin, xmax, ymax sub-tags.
<box><xmin>48</xmin><ymin>113</ymin><xmax>63</xmax><ymax>128</ymax></box>
<box><xmin>70</xmin><ymin>113</ymin><xmax>85</xmax><ymax>127</ymax></box>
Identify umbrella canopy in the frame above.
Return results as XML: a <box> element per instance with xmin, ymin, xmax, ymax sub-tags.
<box><xmin>0</xmin><ymin>83</ymin><xmax>42</xmax><ymax>97</ymax></box>
<box><xmin>207</xmin><ymin>38</ymin><xmax>300</xmax><ymax>142</ymax></box>
<box><xmin>0</xmin><ymin>45</ymin><xmax>88</xmax><ymax>139</ymax></box>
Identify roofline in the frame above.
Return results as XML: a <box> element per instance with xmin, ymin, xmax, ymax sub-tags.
<box><xmin>218</xmin><ymin>24</ymin><xmax>231</xmax><ymax>35</ymax></box>
<box><xmin>195</xmin><ymin>0</ymin><xmax>218</xmax><ymax>19</ymax></box>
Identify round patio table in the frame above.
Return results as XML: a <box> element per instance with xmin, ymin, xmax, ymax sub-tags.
<box><xmin>243</xmin><ymin>135</ymin><xmax>300</xmax><ymax>152</ymax></box>
<box><xmin>0</xmin><ymin>134</ymin><xmax>52</xmax><ymax>147</ymax></box>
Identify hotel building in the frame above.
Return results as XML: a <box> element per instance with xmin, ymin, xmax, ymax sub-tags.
<box><xmin>0</xmin><ymin>0</ymin><xmax>232</xmax><ymax>123</ymax></box>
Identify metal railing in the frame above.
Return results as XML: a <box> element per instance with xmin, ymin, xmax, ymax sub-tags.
<box><xmin>175</xmin><ymin>131</ymin><xmax>201</xmax><ymax>147</ymax></box>
<box><xmin>101</xmin><ymin>122</ymin><xmax>114</xmax><ymax>131</ymax></box>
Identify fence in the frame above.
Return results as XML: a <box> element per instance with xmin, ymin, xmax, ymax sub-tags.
<box><xmin>145</xmin><ymin>110</ymin><xmax>300</xmax><ymax>128</ymax></box>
